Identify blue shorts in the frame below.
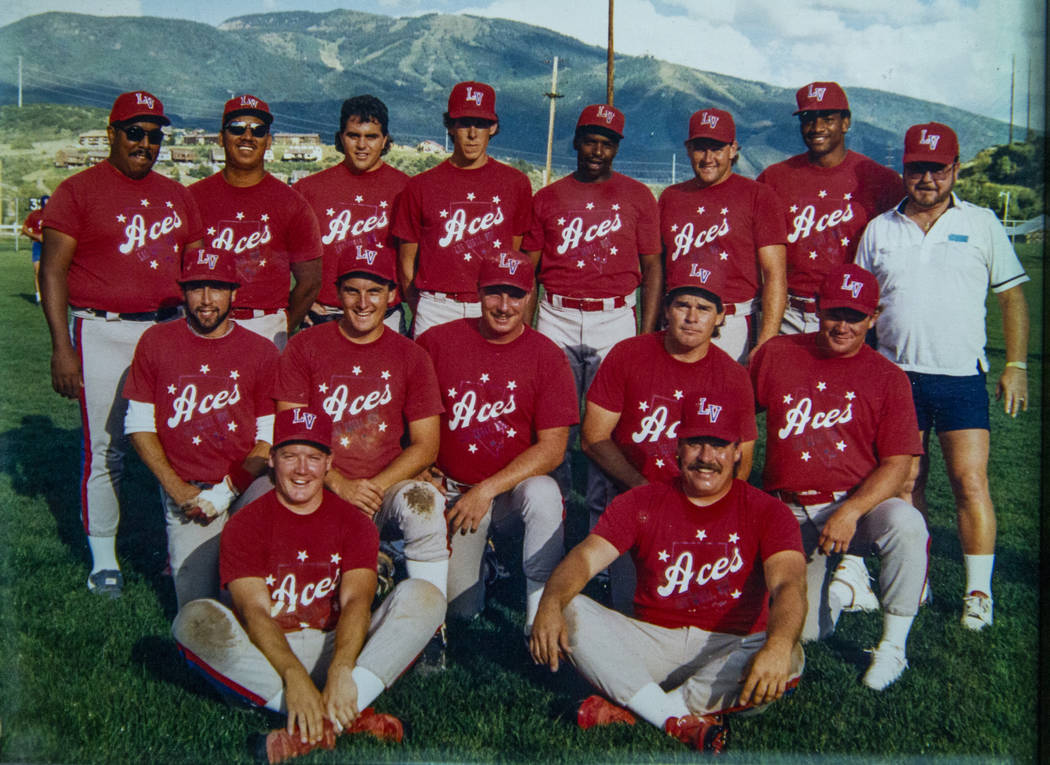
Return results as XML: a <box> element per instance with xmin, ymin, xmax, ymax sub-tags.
<box><xmin>906</xmin><ymin>371</ymin><xmax>989</xmax><ymax>433</ymax></box>
<box><xmin>31</xmin><ymin>242</ymin><xmax>42</xmax><ymax>263</ymax></box>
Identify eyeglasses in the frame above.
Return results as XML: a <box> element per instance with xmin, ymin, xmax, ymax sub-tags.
<box><xmin>903</xmin><ymin>162</ymin><xmax>955</xmax><ymax>180</ymax></box>
<box><xmin>225</xmin><ymin>121</ymin><xmax>270</xmax><ymax>138</ymax></box>
<box><xmin>117</xmin><ymin>125</ymin><xmax>165</xmax><ymax>144</ymax></box>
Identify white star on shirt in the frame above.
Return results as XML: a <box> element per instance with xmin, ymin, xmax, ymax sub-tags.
<box><xmin>140</xmin><ymin>198</ymin><xmax>150</xmax><ymax>207</ymax></box>
<box><xmin>658</xmin><ymin>550</ymin><xmax>669</xmax><ymax>562</ymax></box>
<box><xmin>673</xmin><ymin>390</ymin><xmax>683</xmax><ymax>400</ymax></box>
<box><xmin>728</xmin><ymin>533</ymin><xmax>739</xmax><ymax>543</ymax></box>
<box><xmin>466</xmin><ymin>192</ymin><xmax>476</xmax><ymax>201</ymax></box>
<box><xmin>557</xmin><ymin>217</ymin><xmax>566</xmax><ymax>225</ymax></box>
<box><xmin>265</xmin><ymin>574</ymin><xmax>275</xmax><ymax>585</ymax></box>
<box><xmin>731</xmin><ymin>590</ymin><xmax>742</xmax><ymax>599</ymax></box>
<box><xmin>117</xmin><ymin>214</ymin><xmax>127</xmax><ymax>223</ymax></box>
<box><xmin>192</xmin><ymin>436</ymin><xmax>202</xmax><ymax>445</ymax></box>
<box><xmin>463</xmin><ymin>253</ymin><xmax>472</xmax><ymax>261</ymax></box>
<box><xmin>493</xmin><ymin>239</ymin><xmax>502</xmax><ymax>248</ymax></box>
<box><xmin>352</xmin><ymin>366</ymin><xmax>361</xmax><ymax>375</ymax></box>
<box><xmin>381</xmin><ymin>370</ymin><xmax>391</xmax><ymax>380</ymax></box>
<box><xmin>507</xmin><ymin>380</ymin><xmax>517</xmax><ymax>390</ymax></box>
<box><xmin>816</xmin><ymin>381</ymin><xmax>827</xmax><ymax>391</ymax></box>
<box><xmin>818</xmin><ymin>190</ymin><xmax>827</xmax><ymax>198</ymax></box>
<box><xmin>576</xmin><ymin>260</ymin><xmax>585</xmax><ymax>268</ymax></box>
<box><xmin>507</xmin><ymin>428</ymin><xmax>517</xmax><ymax>438</ymax></box>
<box><xmin>611</xmin><ymin>204</ymin><xmax>620</xmax><ymax>211</ymax></box>
<box><xmin>609</xmin><ymin>246</ymin><xmax>618</xmax><ymax>255</ymax></box>
<box><xmin>318</xmin><ymin>382</ymin><xmax>328</xmax><ymax>393</ymax></box>
<box><xmin>720</xmin><ymin>207</ymin><xmax>728</xmax><ymax>216</ymax></box>
<box><xmin>809</xmin><ymin>250</ymin><xmax>818</xmax><ymax>260</ymax></box>
<box><xmin>200</xmin><ymin>364</ymin><xmax>210</xmax><ymax>374</ymax></box>
<box><xmin>167</xmin><ymin>384</ymin><xmax>176</xmax><ymax>394</ymax></box>
<box><xmin>297</xmin><ymin>550</ymin><xmax>308</xmax><ymax>561</ymax></box>
<box><xmin>783</xmin><ymin>394</ymin><xmax>793</xmax><ymax>404</ymax></box>
<box><xmin>227</xmin><ymin>421</ymin><xmax>238</xmax><ymax>432</ymax></box>
<box><xmin>355</xmin><ymin>195</ymin><xmax>363</xmax><ymax>203</ymax></box>
<box><xmin>844</xmin><ymin>193</ymin><xmax>853</xmax><ymax>201</ymax></box>
<box><xmin>719</xmin><ymin>251</ymin><xmax>729</xmax><ymax>261</ymax></box>
<box><xmin>670</xmin><ymin>224</ymin><xmax>678</xmax><ymax>232</ymax></box>
<box><xmin>638</xmin><ymin>400</ymin><xmax>649</xmax><ymax>411</ymax></box>
<box><xmin>259</xmin><ymin>259</ymin><xmax>267</xmax><ymax>267</ymax></box>
<box><xmin>149</xmin><ymin>260</ymin><xmax>158</xmax><ymax>269</ymax></box>
<box><xmin>326</xmin><ymin>208</ymin><xmax>335</xmax><ymax>217</ymax></box>
<box><xmin>801</xmin><ymin>451</ymin><xmax>811</xmax><ymax>462</ymax></box>
<box><xmin>492</xmin><ymin>195</ymin><xmax>501</xmax><ymax>204</ymax></box>
<box><xmin>448</xmin><ymin>388</ymin><xmax>457</xmax><ymax>398</ymax></box>
<box><xmin>845</xmin><ymin>391</ymin><xmax>856</xmax><ymax>400</ymax></box>
<box><xmin>586</xmin><ymin>202</ymin><xmax>595</xmax><ymax>210</ymax></box>
<box><xmin>840</xmin><ymin>237</ymin><xmax>850</xmax><ymax>246</ymax></box>
<box><xmin>836</xmin><ymin>441</ymin><xmax>847</xmax><ymax>452</ymax></box>
<box><xmin>468</xmin><ymin>444</ymin><xmax>478</xmax><ymax>453</ymax></box>
<box><xmin>697</xmin><ymin>206</ymin><xmax>705</xmax><ymax>215</ymax></box>
<box><xmin>165</xmin><ymin>201</ymin><xmax>174</xmax><ymax>208</ymax></box>
<box><xmin>340</xmin><ymin>436</ymin><xmax>350</xmax><ymax>447</ymax></box>
<box><xmin>696</xmin><ymin>529</ymin><xmax>707</xmax><ymax>540</ymax></box>
<box><xmin>331</xmin><ymin>553</ymin><xmax>341</xmax><ymax>564</ymax></box>
<box><xmin>260</xmin><ymin>213</ymin><xmax>269</xmax><ymax>222</ymax></box>
<box><xmin>236</xmin><ymin>211</ymin><xmax>245</xmax><ymax>220</ymax></box>
<box><xmin>230</xmin><ymin>370</ymin><xmax>239</xmax><ymax>379</ymax></box>
<box><xmin>790</xmin><ymin>205</ymin><xmax>798</xmax><ymax>213</ymax></box>
<box><xmin>480</xmin><ymin>373</ymin><xmax>490</xmax><ymax>383</ymax></box>
<box><xmin>379</xmin><ymin>201</ymin><xmax>388</xmax><ymax>208</ymax></box>
<box><xmin>440</xmin><ymin>210</ymin><xmax>449</xmax><ymax>218</ymax></box>
<box><xmin>378</xmin><ymin>422</ymin><xmax>387</xmax><ymax>432</ymax></box>
<box><xmin>655</xmin><ymin>458</ymin><xmax>665</xmax><ymax>468</ymax></box>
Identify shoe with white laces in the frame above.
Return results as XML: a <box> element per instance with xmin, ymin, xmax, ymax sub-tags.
<box><xmin>961</xmin><ymin>591</ymin><xmax>993</xmax><ymax>631</ymax></box>
<box><xmin>861</xmin><ymin>640</ymin><xmax>908</xmax><ymax>690</ymax></box>
<box><xmin>830</xmin><ymin>555</ymin><xmax>879</xmax><ymax>613</ymax></box>
<box><xmin>87</xmin><ymin>569</ymin><xmax>124</xmax><ymax>599</ymax></box>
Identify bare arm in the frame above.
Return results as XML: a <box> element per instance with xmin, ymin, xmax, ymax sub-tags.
<box><xmin>229</xmin><ymin>577</ymin><xmax>327</xmax><ymax>745</ymax></box>
<box><xmin>447</xmin><ymin>426</ymin><xmax>568</xmax><ymax>535</ymax></box>
<box><xmin>287</xmin><ymin>259</ymin><xmax>323</xmax><ymax>333</ymax></box>
<box><xmin>995</xmin><ymin>284</ymin><xmax>1029</xmax><ymax>417</ymax></box>
<box><xmin>738</xmin><ymin>548</ymin><xmax>806</xmax><ymax>707</ymax></box>
<box><xmin>581</xmin><ymin>402</ymin><xmax>647</xmax><ymax>491</ymax></box>
<box><xmin>397</xmin><ymin>241</ymin><xmax>420</xmax><ymax>312</ymax></box>
<box><xmin>371</xmin><ymin>415</ymin><xmax>440</xmax><ymax>492</ymax></box>
<box><xmin>322</xmin><ymin>567</ymin><xmax>378</xmax><ymax>731</ymax></box>
<box><xmin>817</xmin><ymin>453</ymin><xmax>913</xmax><ymax>555</ymax></box>
<box><xmin>754</xmin><ymin>243</ymin><xmax>787</xmax><ymax>354</ymax></box>
<box><xmin>39</xmin><ymin>228</ymin><xmax>81</xmax><ymax>398</ymax></box>
<box><xmin>638</xmin><ymin>252</ymin><xmax>663</xmax><ymax>334</ymax></box>
<box><xmin>522</xmin><ymin>249</ymin><xmax>541</xmax><ymax>324</ymax></box>
<box><xmin>529</xmin><ymin>533</ymin><xmax>620</xmax><ymax>671</ymax></box>
<box><xmin>21</xmin><ymin>222</ymin><xmax>42</xmax><ymax>242</ymax></box>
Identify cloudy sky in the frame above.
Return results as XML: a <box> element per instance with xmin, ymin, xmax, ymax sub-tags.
<box><xmin>3</xmin><ymin>0</ymin><xmax>1045</xmax><ymax>129</ymax></box>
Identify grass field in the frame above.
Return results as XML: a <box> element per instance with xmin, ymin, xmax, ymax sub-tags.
<box><xmin>0</xmin><ymin>239</ymin><xmax>1042</xmax><ymax>764</ymax></box>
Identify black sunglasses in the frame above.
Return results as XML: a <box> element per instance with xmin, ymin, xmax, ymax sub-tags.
<box><xmin>117</xmin><ymin>125</ymin><xmax>165</xmax><ymax>144</ymax></box>
<box><xmin>225</xmin><ymin>121</ymin><xmax>270</xmax><ymax>138</ymax></box>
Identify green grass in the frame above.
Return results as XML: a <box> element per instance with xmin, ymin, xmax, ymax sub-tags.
<box><xmin>0</xmin><ymin>239</ymin><xmax>1042</xmax><ymax>764</ymax></box>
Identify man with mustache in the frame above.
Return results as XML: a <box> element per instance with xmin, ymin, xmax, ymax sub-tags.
<box><xmin>190</xmin><ymin>94</ymin><xmax>322</xmax><ymax>348</ymax></box>
<box><xmin>40</xmin><ymin>90</ymin><xmax>204</xmax><ymax>597</ymax></box>
<box><xmin>750</xmin><ymin>263</ymin><xmax>928</xmax><ymax>690</ymax></box>
<box><xmin>123</xmin><ymin>250</ymin><xmax>279</xmax><ymax>608</ymax></box>
<box><xmin>530</xmin><ymin>392</ymin><xmax>805</xmax><ymax>753</ymax></box>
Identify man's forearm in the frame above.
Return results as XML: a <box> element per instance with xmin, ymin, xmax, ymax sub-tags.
<box><xmin>582</xmin><ymin>437</ymin><xmax>647</xmax><ymax>491</ymax></box>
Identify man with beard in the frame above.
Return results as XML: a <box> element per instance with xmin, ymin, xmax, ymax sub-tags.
<box><xmin>124</xmin><ymin>250</ymin><xmax>279</xmax><ymax>607</ymax></box>
<box><xmin>41</xmin><ymin>90</ymin><xmax>204</xmax><ymax>597</ymax></box>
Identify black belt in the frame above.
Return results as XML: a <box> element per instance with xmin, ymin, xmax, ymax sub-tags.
<box><xmin>73</xmin><ymin>306</ymin><xmax>179</xmax><ymax>322</ymax></box>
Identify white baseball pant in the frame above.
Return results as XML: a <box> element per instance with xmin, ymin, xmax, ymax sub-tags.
<box><xmin>233</xmin><ymin>309</ymin><xmax>288</xmax><ymax>350</ymax></box>
<box><xmin>411</xmin><ymin>292</ymin><xmax>480</xmax><ymax>338</ymax></box>
<box><xmin>710</xmin><ymin>299</ymin><xmax>756</xmax><ymax>364</ymax></box>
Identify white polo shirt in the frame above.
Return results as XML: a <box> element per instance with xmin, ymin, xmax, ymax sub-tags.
<box><xmin>856</xmin><ymin>194</ymin><xmax>1028</xmax><ymax>376</ymax></box>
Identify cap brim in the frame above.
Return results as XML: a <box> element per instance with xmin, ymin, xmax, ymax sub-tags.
<box><xmin>116</xmin><ymin>113</ymin><xmax>171</xmax><ymax>126</ymax></box>
<box><xmin>224</xmin><ymin>109</ymin><xmax>274</xmax><ymax>126</ymax></box>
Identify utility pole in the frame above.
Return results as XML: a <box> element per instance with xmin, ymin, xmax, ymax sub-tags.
<box><xmin>1008</xmin><ymin>54</ymin><xmax>1015</xmax><ymax>144</ymax></box>
<box><xmin>542</xmin><ymin>57</ymin><xmax>563</xmax><ymax>188</ymax></box>
<box><xmin>671</xmin><ymin>153</ymin><xmax>676</xmax><ymax>185</ymax></box>
<box><xmin>1025</xmin><ymin>57</ymin><xmax>1031</xmax><ymax>142</ymax></box>
<box><xmin>18</xmin><ymin>56</ymin><xmax>23</xmax><ymax>107</ymax></box>
<box><xmin>606</xmin><ymin>0</ymin><xmax>614</xmax><ymax>106</ymax></box>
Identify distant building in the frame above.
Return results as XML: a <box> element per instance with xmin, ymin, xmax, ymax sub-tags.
<box><xmin>281</xmin><ymin>146</ymin><xmax>323</xmax><ymax>162</ymax></box>
<box><xmin>169</xmin><ymin>148</ymin><xmax>198</xmax><ymax>164</ymax></box>
<box><xmin>416</xmin><ymin>140</ymin><xmax>445</xmax><ymax>154</ymax></box>
<box><xmin>78</xmin><ymin>130</ymin><xmax>109</xmax><ymax>148</ymax></box>
<box><xmin>273</xmin><ymin>132</ymin><xmax>322</xmax><ymax>146</ymax></box>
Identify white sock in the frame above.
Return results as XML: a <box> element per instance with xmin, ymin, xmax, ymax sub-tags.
<box><xmin>87</xmin><ymin>535</ymin><xmax>119</xmax><ymax>573</ymax></box>
<box><xmin>963</xmin><ymin>554</ymin><xmax>994</xmax><ymax>597</ymax></box>
<box><xmin>405</xmin><ymin>559</ymin><xmax>449</xmax><ymax>599</ymax></box>
<box><xmin>264</xmin><ymin>688</ymin><xmax>284</xmax><ymax>713</ymax></box>
<box><xmin>524</xmin><ymin>578</ymin><xmax>545</xmax><ymax>633</ymax></box>
<box><xmin>626</xmin><ymin>682</ymin><xmax>690</xmax><ymax>729</ymax></box>
<box><xmin>352</xmin><ymin>665</ymin><xmax>386</xmax><ymax>710</ymax></box>
<box><xmin>880</xmin><ymin>613</ymin><xmax>915</xmax><ymax>652</ymax></box>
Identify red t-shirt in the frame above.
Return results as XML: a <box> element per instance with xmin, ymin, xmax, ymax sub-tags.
<box><xmin>23</xmin><ymin>209</ymin><xmax>44</xmax><ymax>237</ymax></box>
<box><xmin>586</xmin><ymin>332</ymin><xmax>757</xmax><ymax>484</ymax></box>
<box><xmin>417</xmin><ymin>319</ymin><xmax>578</xmax><ymax>485</ymax></box>
<box><xmin>274</xmin><ymin>323</ymin><xmax>443</xmax><ymax>479</ymax></box>
<box><xmin>393</xmin><ymin>158</ymin><xmax>533</xmax><ymax>297</ymax></box>
<box><xmin>523</xmin><ymin>172</ymin><xmax>660</xmax><ymax>298</ymax></box>
<box><xmin>294</xmin><ymin>162</ymin><xmax>409</xmax><ymax>307</ymax></box>
<box><xmin>189</xmin><ymin>172</ymin><xmax>322</xmax><ymax>310</ymax></box>
<box><xmin>658</xmin><ymin>174</ymin><xmax>786</xmax><ymax>304</ymax></box>
<box><xmin>756</xmin><ymin>151</ymin><xmax>902</xmax><ymax>297</ymax></box>
<box><xmin>123</xmin><ymin>321</ymin><xmax>279</xmax><ymax>484</ymax></box>
<box><xmin>220</xmin><ymin>489</ymin><xmax>379</xmax><ymax>632</ymax></box>
<box><xmin>43</xmin><ymin>162</ymin><xmax>204</xmax><ymax>312</ymax></box>
<box><xmin>595</xmin><ymin>480</ymin><xmax>802</xmax><ymax>634</ymax></box>
<box><xmin>750</xmin><ymin>333</ymin><xmax>922</xmax><ymax>493</ymax></box>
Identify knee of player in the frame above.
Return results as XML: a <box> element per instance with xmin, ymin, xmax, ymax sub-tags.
<box><xmin>515</xmin><ymin>475</ymin><xmax>565</xmax><ymax>520</ymax></box>
<box><xmin>396</xmin><ymin>578</ymin><xmax>447</xmax><ymax>623</ymax></box>
<box><xmin>172</xmin><ymin>598</ymin><xmax>234</xmax><ymax>654</ymax></box>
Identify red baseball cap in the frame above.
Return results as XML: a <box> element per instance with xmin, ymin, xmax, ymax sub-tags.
<box><xmin>576</xmin><ymin>103</ymin><xmax>625</xmax><ymax>139</ymax></box>
<box><xmin>448</xmin><ymin>81</ymin><xmax>498</xmax><ymax>122</ymax></box>
<box><xmin>178</xmin><ymin>248</ymin><xmax>240</xmax><ymax>286</ymax></box>
<box><xmin>664</xmin><ymin>260</ymin><xmax>726</xmax><ymax>304</ymax></box>
<box><xmin>478</xmin><ymin>253</ymin><xmax>534</xmax><ymax>292</ymax></box>
<box><xmin>273</xmin><ymin>407</ymin><xmax>332</xmax><ymax>452</ymax></box>
<box><xmin>817</xmin><ymin>263</ymin><xmax>879</xmax><ymax>315</ymax></box>
<box><xmin>793</xmin><ymin>81</ymin><xmax>850</xmax><ymax>114</ymax></box>
<box><xmin>902</xmin><ymin>122</ymin><xmax>959</xmax><ymax>166</ymax></box>
<box><xmin>336</xmin><ymin>247</ymin><xmax>396</xmax><ymax>284</ymax></box>
<box><xmin>678</xmin><ymin>391</ymin><xmax>745</xmax><ymax>442</ymax></box>
<box><xmin>686</xmin><ymin>108</ymin><xmax>735</xmax><ymax>144</ymax></box>
<box><xmin>223</xmin><ymin>93</ymin><xmax>273</xmax><ymax>126</ymax></box>
<box><xmin>109</xmin><ymin>90</ymin><xmax>169</xmax><ymax>126</ymax></box>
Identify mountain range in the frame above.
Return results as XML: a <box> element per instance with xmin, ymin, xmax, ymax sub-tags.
<box><xmin>0</xmin><ymin>10</ymin><xmax>1017</xmax><ymax>180</ymax></box>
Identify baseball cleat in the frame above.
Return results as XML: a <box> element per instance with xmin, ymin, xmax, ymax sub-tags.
<box><xmin>87</xmin><ymin>569</ymin><xmax>124</xmax><ymax>599</ymax></box>
<box><xmin>263</xmin><ymin>720</ymin><xmax>337</xmax><ymax>764</ymax></box>
<box><xmin>346</xmin><ymin>707</ymin><xmax>404</xmax><ymax>742</ymax></box>
<box><xmin>664</xmin><ymin>713</ymin><xmax>728</xmax><ymax>753</ymax></box>
<box><xmin>861</xmin><ymin>640</ymin><xmax>908</xmax><ymax>690</ymax></box>
<box><xmin>961</xmin><ymin>591</ymin><xmax>993</xmax><ymax>631</ymax></box>
<box><xmin>830</xmin><ymin>555</ymin><xmax>879</xmax><ymax>612</ymax></box>
<box><xmin>577</xmin><ymin>695</ymin><xmax>637</xmax><ymax>729</ymax></box>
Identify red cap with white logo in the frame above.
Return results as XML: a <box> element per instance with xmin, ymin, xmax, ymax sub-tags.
<box><xmin>273</xmin><ymin>407</ymin><xmax>332</xmax><ymax>452</ymax></box>
<box><xmin>793</xmin><ymin>81</ymin><xmax>850</xmax><ymax>114</ymax></box>
<box><xmin>576</xmin><ymin>103</ymin><xmax>625</xmax><ymax>138</ymax></box>
<box><xmin>336</xmin><ymin>247</ymin><xmax>396</xmax><ymax>284</ymax></box>
<box><xmin>223</xmin><ymin>93</ymin><xmax>274</xmax><ymax>126</ymax></box>
<box><xmin>109</xmin><ymin>90</ymin><xmax>170</xmax><ymax>126</ymax></box>
<box><xmin>902</xmin><ymin>122</ymin><xmax>959</xmax><ymax>166</ymax></box>
<box><xmin>817</xmin><ymin>263</ymin><xmax>879</xmax><ymax>315</ymax></box>
<box><xmin>178</xmin><ymin>248</ymin><xmax>240</xmax><ymax>286</ymax></box>
<box><xmin>478</xmin><ymin>253</ymin><xmax>534</xmax><ymax>292</ymax></box>
<box><xmin>664</xmin><ymin>259</ymin><xmax>726</xmax><ymax>304</ymax></box>
<box><xmin>678</xmin><ymin>392</ymin><xmax>744</xmax><ymax>442</ymax></box>
<box><xmin>686</xmin><ymin>108</ymin><xmax>735</xmax><ymax>144</ymax></box>
<box><xmin>448</xmin><ymin>81</ymin><xmax>498</xmax><ymax>122</ymax></box>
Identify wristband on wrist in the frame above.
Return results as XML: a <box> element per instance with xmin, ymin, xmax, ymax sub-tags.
<box><xmin>1005</xmin><ymin>361</ymin><xmax>1027</xmax><ymax>371</ymax></box>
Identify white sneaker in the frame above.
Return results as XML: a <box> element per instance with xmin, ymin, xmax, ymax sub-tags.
<box><xmin>961</xmin><ymin>592</ymin><xmax>993</xmax><ymax>631</ymax></box>
<box><xmin>830</xmin><ymin>555</ymin><xmax>880</xmax><ymax>612</ymax></box>
<box><xmin>861</xmin><ymin>640</ymin><xmax>908</xmax><ymax>690</ymax></box>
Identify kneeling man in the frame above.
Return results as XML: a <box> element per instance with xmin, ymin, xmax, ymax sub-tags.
<box><xmin>530</xmin><ymin>393</ymin><xmax>805</xmax><ymax>753</ymax></box>
<box><xmin>173</xmin><ymin>407</ymin><xmax>445</xmax><ymax>764</ymax></box>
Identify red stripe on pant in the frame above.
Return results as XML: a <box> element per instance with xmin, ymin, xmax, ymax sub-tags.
<box><xmin>176</xmin><ymin>642</ymin><xmax>269</xmax><ymax>707</ymax></box>
<box><xmin>73</xmin><ymin>316</ymin><xmax>91</xmax><ymax>534</ymax></box>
